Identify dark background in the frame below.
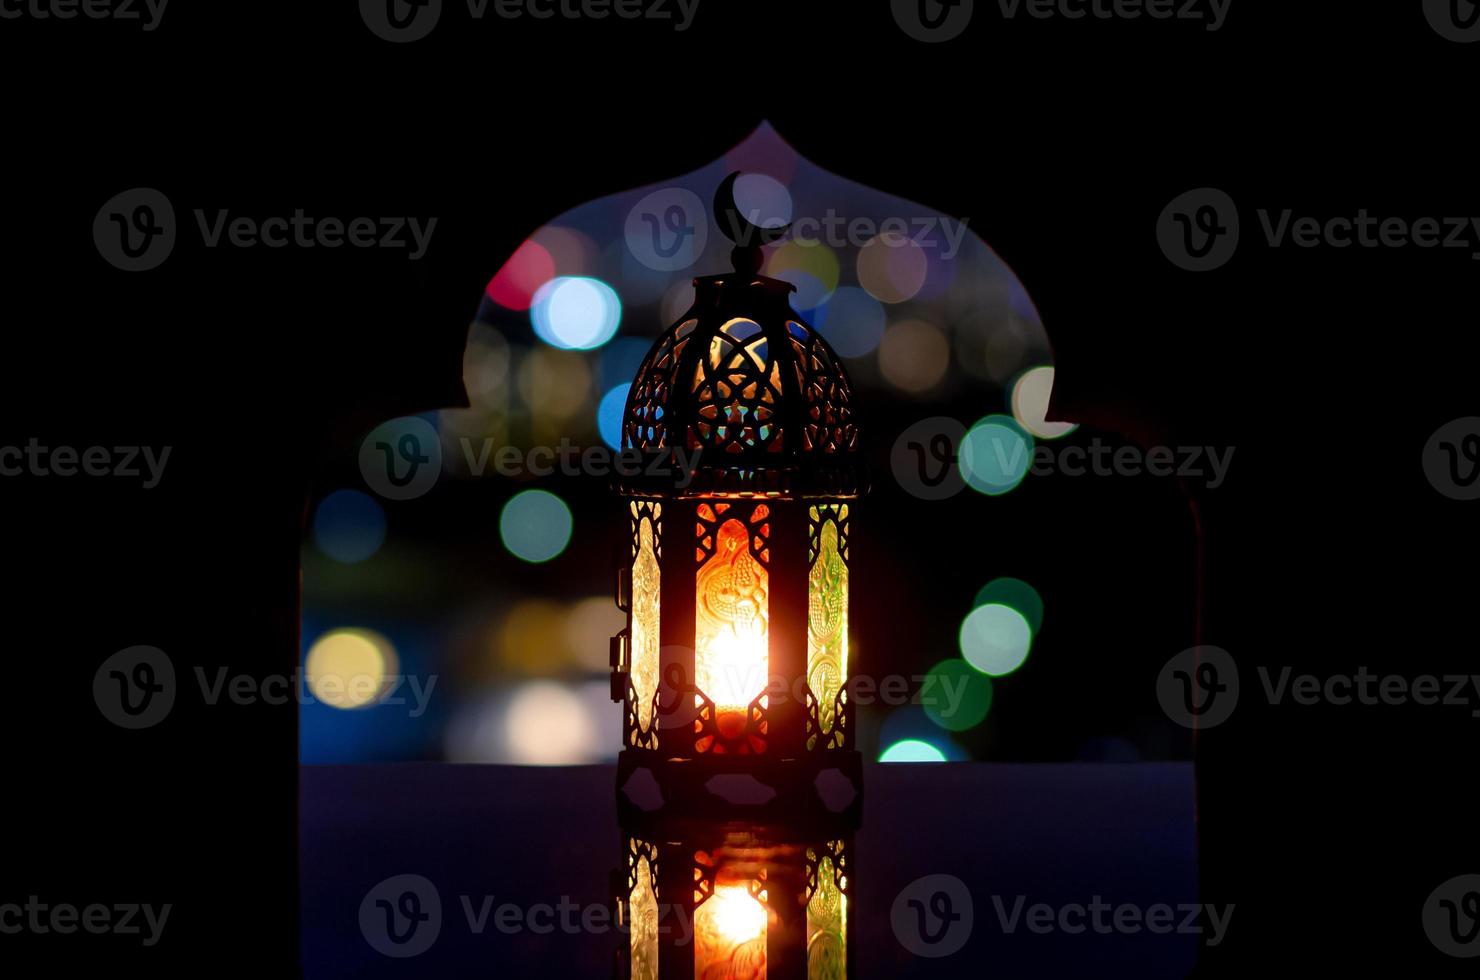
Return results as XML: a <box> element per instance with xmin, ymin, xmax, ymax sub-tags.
<box><xmin>2</xmin><ymin>2</ymin><xmax>1475</xmax><ymax>974</ymax></box>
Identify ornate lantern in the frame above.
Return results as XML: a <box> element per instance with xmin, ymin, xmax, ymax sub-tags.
<box><xmin>610</xmin><ymin>174</ymin><xmax>866</xmax><ymax>820</ymax></box>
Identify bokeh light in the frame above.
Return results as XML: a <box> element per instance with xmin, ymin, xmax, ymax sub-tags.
<box><xmin>531</xmin><ymin>276</ymin><xmax>622</xmax><ymax>350</ymax></box>
<box><xmin>563</xmin><ymin>596</ymin><xmax>627</xmax><ymax>673</ymax></box>
<box><xmin>305</xmin><ymin>628</ymin><xmax>399</xmax><ymax>710</ymax></box>
<box><xmin>960</xmin><ymin>414</ymin><xmax>1034</xmax><ymax>495</ymax></box>
<box><xmin>517</xmin><ymin>347</ymin><xmax>593</xmax><ymax>419</ymax></box>
<box><xmin>462</xmin><ymin>323</ymin><xmax>511</xmax><ymax>406</ymax></box>
<box><xmin>810</xmin><ymin>286</ymin><xmax>886</xmax><ymax>358</ymax></box>
<box><xmin>766</xmin><ymin>239</ymin><xmax>839</xmax><ymax>310</ymax></box>
<box><xmin>857</xmin><ymin>232</ymin><xmax>928</xmax><ymax>303</ymax></box>
<box><xmin>499</xmin><ymin>490</ymin><xmax>573</xmax><ymax>564</ymax></box>
<box><xmin>922</xmin><ymin>658</ymin><xmax>994</xmax><ymax>731</ymax></box>
<box><xmin>974</xmin><ymin>576</ymin><xmax>1044</xmax><ymax>633</ymax></box>
<box><xmin>505</xmin><ymin>681</ymin><xmax>601</xmax><ymax>765</ymax></box>
<box><xmin>732</xmin><ymin>173</ymin><xmax>793</xmax><ymax>231</ymax></box>
<box><xmin>879</xmin><ymin>739</ymin><xmax>947</xmax><ymax>763</ymax></box>
<box><xmin>532</xmin><ymin>225</ymin><xmax>598</xmax><ymax>276</ymax></box>
<box><xmin>486</xmin><ymin>239</ymin><xmax>555</xmax><ymax>311</ymax></box>
<box><xmin>598</xmin><ymin>383</ymin><xmax>631</xmax><ymax>449</ymax></box>
<box><xmin>1012</xmin><ymin>366</ymin><xmax>1078</xmax><ymax>439</ymax></box>
<box><xmin>878</xmin><ymin>318</ymin><xmax>950</xmax><ymax>394</ymax></box>
<box><xmin>312</xmin><ymin>489</ymin><xmax>386</xmax><ymax>564</ymax></box>
<box><xmin>959</xmin><ymin>603</ymin><xmax>1033</xmax><ymax>676</ymax></box>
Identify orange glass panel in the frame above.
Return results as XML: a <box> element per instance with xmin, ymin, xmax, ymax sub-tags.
<box><xmin>696</xmin><ymin>517</ymin><xmax>768</xmax><ymax>739</ymax></box>
<box><xmin>694</xmin><ymin>878</ymin><xmax>768</xmax><ymax>980</ymax></box>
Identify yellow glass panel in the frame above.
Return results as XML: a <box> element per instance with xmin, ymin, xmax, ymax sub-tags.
<box><xmin>695</xmin><ymin>881</ymin><xmax>768</xmax><ymax>980</ymax></box>
<box><xmin>696</xmin><ymin>518</ymin><xmax>768</xmax><ymax>738</ymax></box>
<box><xmin>632</xmin><ymin>509</ymin><xmax>661</xmax><ymax>735</ymax></box>
<box><xmin>630</xmin><ymin>852</ymin><xmax>658</xmax><ymax>980</ymax></box>
<box><xmin>807</xmin><ymin>516</ymin><xmax>847</xmax><ymax>745</ymax></box>
<box><xmin>806</xmin><ymin>851</ymin><xmax>846</xmax><ymax>980</ymax></box>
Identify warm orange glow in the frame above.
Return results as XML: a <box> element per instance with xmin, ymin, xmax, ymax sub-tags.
<box><xmin>695</xmin><ymin>882</ymin><xmax>768</xmax><ymax>980</ymax></box>
<box><xmin>696</xmin><ymin>517</ymin><xmax>769</xmax><ymax>738</ymax></box>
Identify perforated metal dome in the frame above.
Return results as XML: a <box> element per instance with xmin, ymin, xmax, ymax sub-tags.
<box><xmin>617</xmin><ymin>272</ymin><xmax>864</xmax><ymax>498</ymax></box>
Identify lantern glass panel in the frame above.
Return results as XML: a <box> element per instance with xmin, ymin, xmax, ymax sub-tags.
<box><xmin>629</xmin><ymin>849</ymin><xmax>659</xmax><ymax>980</ymax></box>
<box><xmin>807</xmin><ymin>506</ymin><xmax>849</xmax><ymax>749</ymax></box>
<box><xmin>806</xmin><ymin>848</ymin><xmax>847</xmax><ymax>980</ymax></box>
<box><xmin>695</xmin><ymin>504</ymin><xmax>770</xmax><ymax>745</ymax></box>
<box><xmin>631</xmin><ymin>504</ymin><xmax>661</xmax><ymax>736</ymax></box>
<box><xmin>694</xmin><ymin>873</ymin><xmax>769</xmax><ymax>979</ymax></box>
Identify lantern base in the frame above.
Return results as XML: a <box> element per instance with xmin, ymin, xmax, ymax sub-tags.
<box><xmin>615</xmin><ymin>748</ymin><xmax>863</xmax><ymax>831</ymax></box>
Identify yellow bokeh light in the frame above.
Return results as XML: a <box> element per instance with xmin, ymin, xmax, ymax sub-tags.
<box><xmin>878</xmin><ymin>319</ymin><xmax>950</xmax><ymax>394</ymax></box>
<box><xmin>305</xmin><ymin>628</ymin><xmax>398</xmax><ymax>710</ymax></box>
<box><xmin>1012</xmin><ymin>365</ymin><xmax>1077</xmax><ymax>439</ymax></box>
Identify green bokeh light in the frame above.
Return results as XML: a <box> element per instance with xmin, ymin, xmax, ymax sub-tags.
<box><xmin>974</xmin><ymin>576</ymin><xmax>1044</xmax><ymax>634</ymax></box>
<box><xmin>922</xmin><ymin>659</ymin><xmax>994</xmax><ymax>731</ymax></box>
<box><xmin>960</xmin><ymin>414</ymin><xmax>1034</xmax><ymax>496</ymax></box>
<box><xmin>959</xmin><ymin>603</ymin><xmax>1033</xmax><ymax>676</ymax></box>
<box><xmin>879</xmin><ymin>739</ymin><xmax>948</xmax><ymax>763</ymax></box>
<box><xmin>499</xmin><ymin>490</ymin><xmax>573</xmax><ymax>564</ymax></box>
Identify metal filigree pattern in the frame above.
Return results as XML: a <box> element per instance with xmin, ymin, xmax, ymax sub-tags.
<box><xmin>690</xmin><ymin>318</ymin><xmax>786</xmax><ymax>455</ymax></box>
<box><xmin>788</xmin><ymin>321</ymin><xmax>858</xmax><ymax>454</ymax></box>
<box><xmin>624</xmin><ymin>319</ymin><xmax>696</xmax><ymax>452</ymax></box>
<box><xmin>620</xmin><ymin>289</ymin><xmax>862</xmax><ymax>495</ymax></box>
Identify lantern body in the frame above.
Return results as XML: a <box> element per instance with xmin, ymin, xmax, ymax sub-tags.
<box><xmin>611</xmin><ymin>271</ymin><xmax>864</xmax><ymax>818</ymax></box>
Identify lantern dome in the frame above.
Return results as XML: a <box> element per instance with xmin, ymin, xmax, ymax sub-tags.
<box><xmin>618</xmin><ymin>271</ymin><xmax>865</xmax><ymax>498</ymax></box>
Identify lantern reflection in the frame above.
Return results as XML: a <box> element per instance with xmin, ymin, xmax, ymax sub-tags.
<box><xmin>616</xmin><ymin>819</ymin><xmax>853</xmax><ymax>980</ymax></box>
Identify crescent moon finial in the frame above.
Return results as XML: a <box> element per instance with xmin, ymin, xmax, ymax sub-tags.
<box><xmin>714</xmin><ymin>171</ymin><xmax>792</xmax><ymax>264</ymax></box>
